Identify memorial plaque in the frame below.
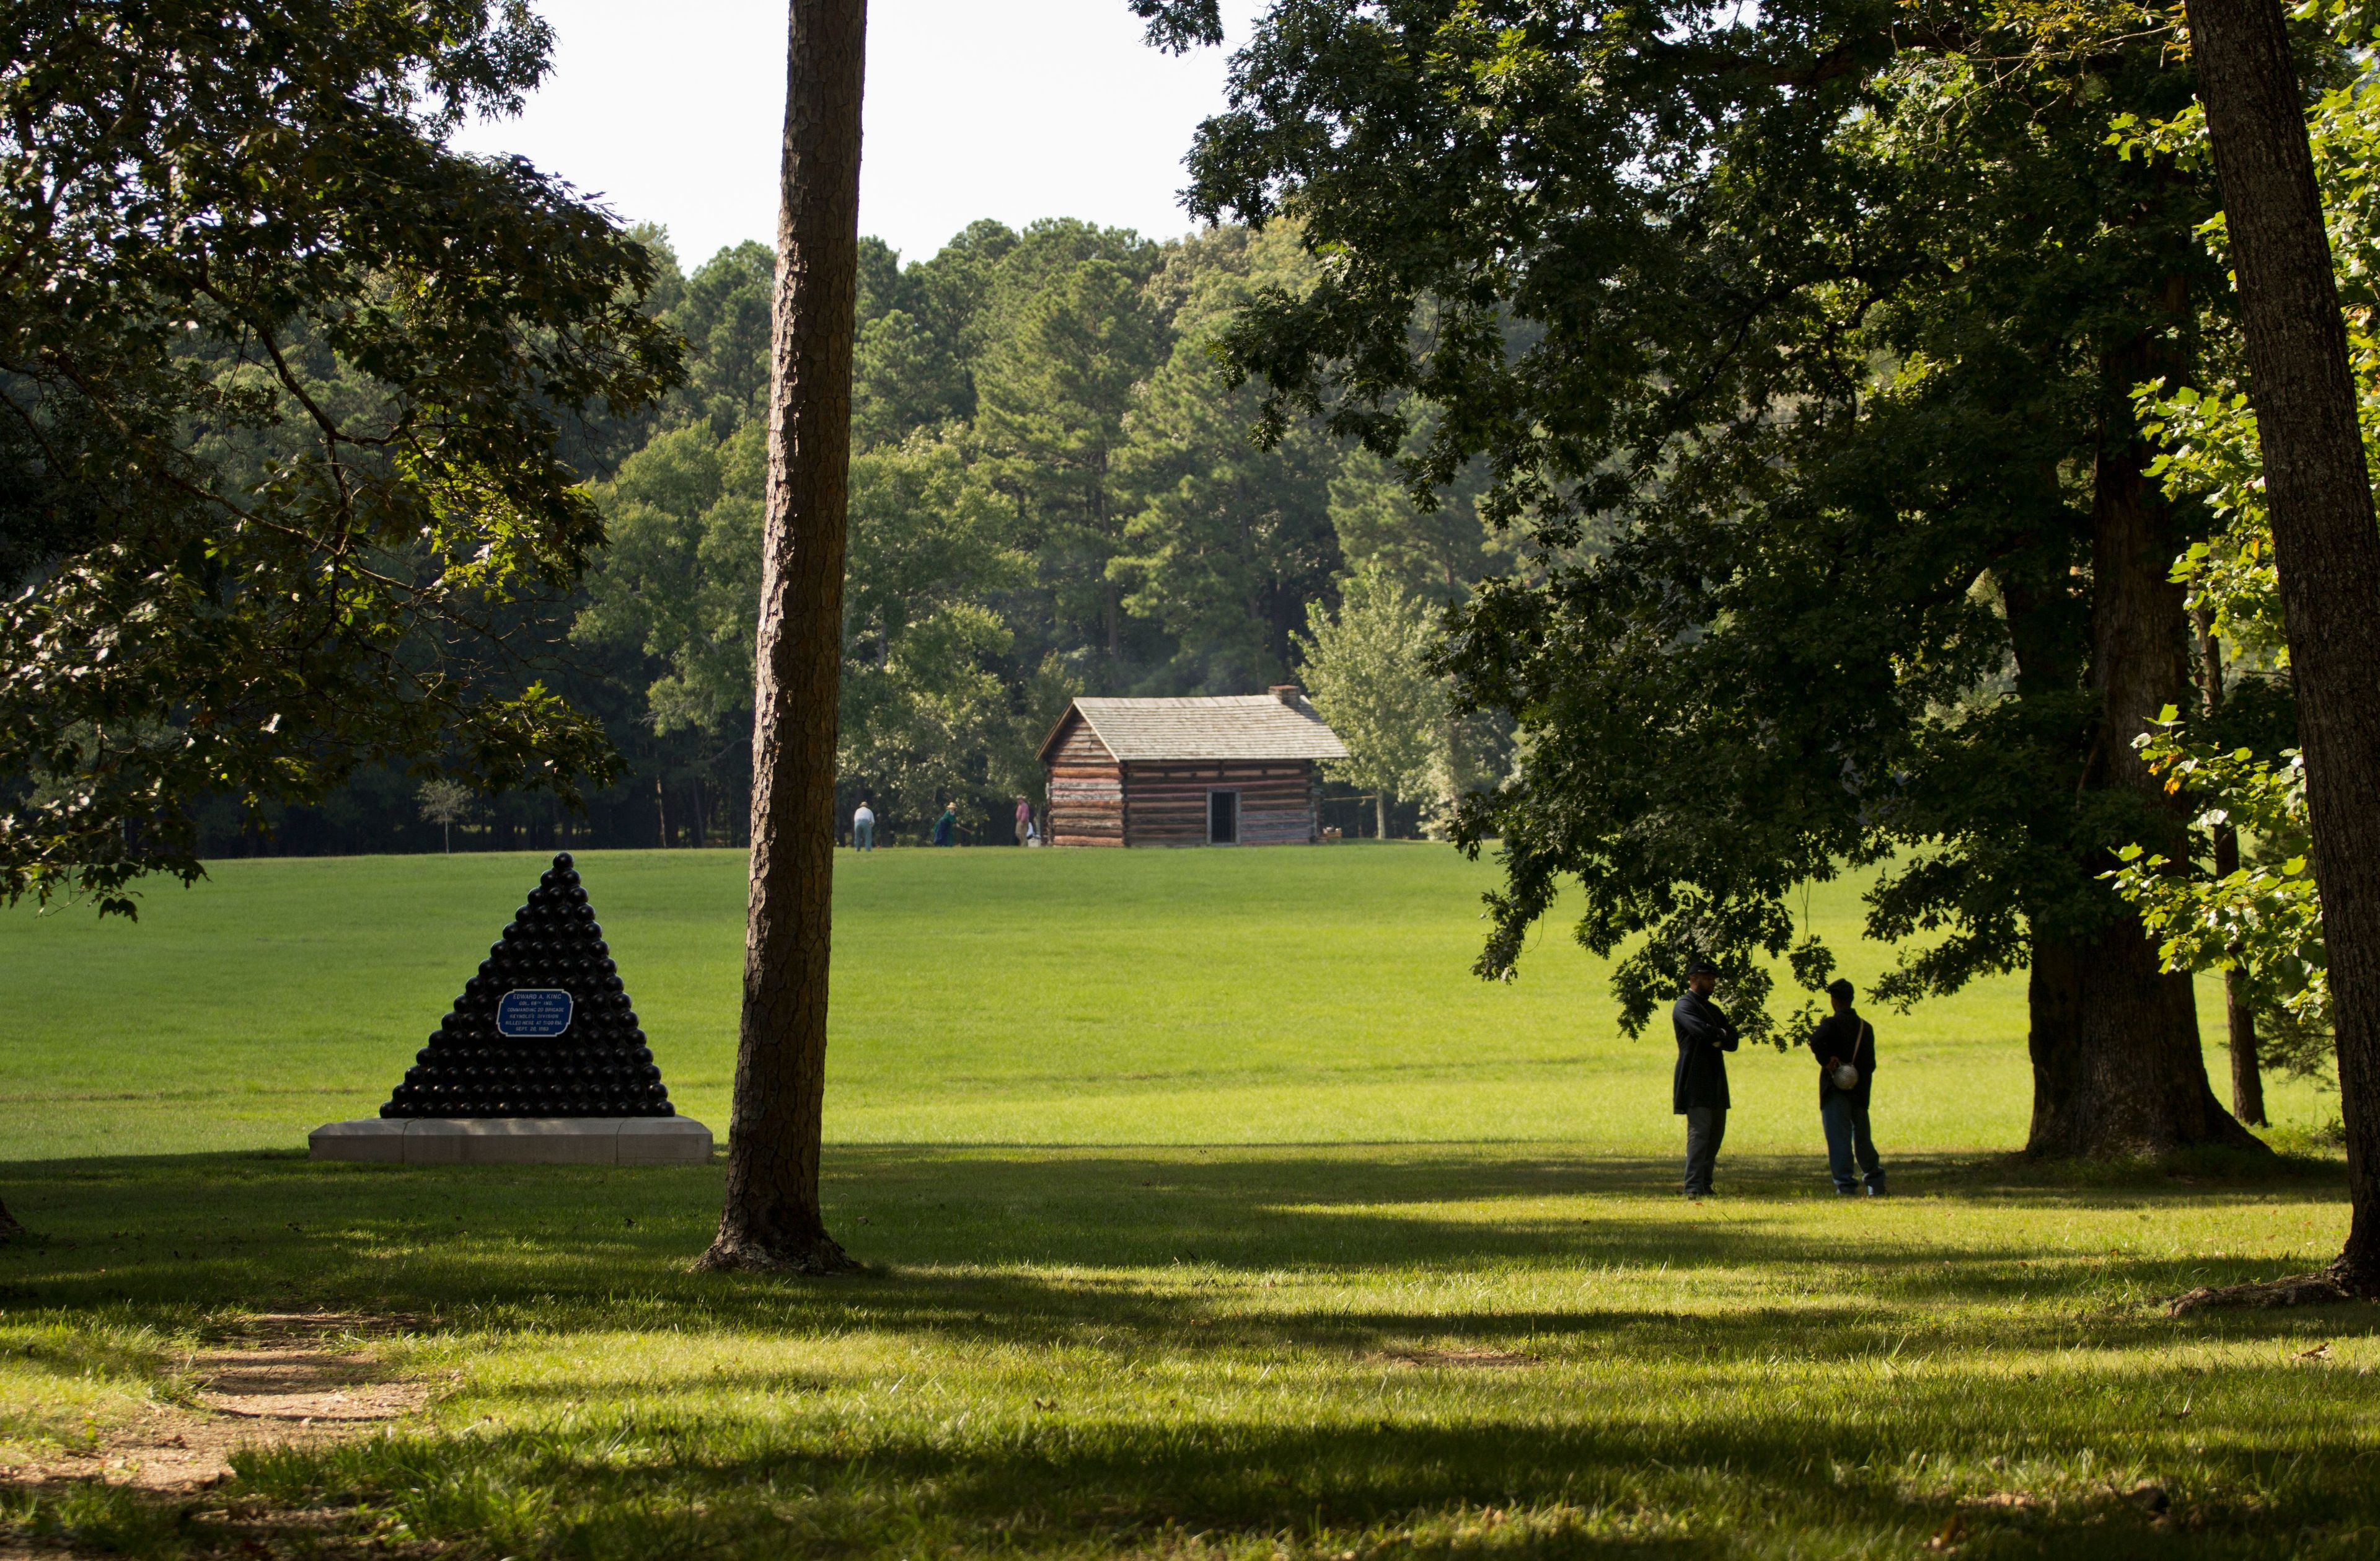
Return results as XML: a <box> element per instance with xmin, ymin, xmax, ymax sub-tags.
<box><xmin>370</xmin><ymin>852</ymin><xmax>680</xmax><ymax>1120</ymax></box>
<box><xmin>496</xmin><ymin>989</ymin><xmax>573</xmax><ymax>1038</ymax></box>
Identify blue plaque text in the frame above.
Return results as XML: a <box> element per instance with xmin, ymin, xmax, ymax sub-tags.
<box><xmin>496</xmin><ymin>989</ymin><xmax>574</xmax><ymax>1038</ymax></box>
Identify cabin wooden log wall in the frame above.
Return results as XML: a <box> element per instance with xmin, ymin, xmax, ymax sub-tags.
<box><xmin>1038</xmin><ymin>693</ymin><xmax>1347</xmax><ymax>849</ymax></box>
<box><xmin>1118</xmin><ymin>763</ymin><xmax>1316</xmax><ymax>847</ymax></box>
<box><xmin>1046</xmin><ymin>718</ymin><xmax>1123</xmax><ymax>846</ymax></box>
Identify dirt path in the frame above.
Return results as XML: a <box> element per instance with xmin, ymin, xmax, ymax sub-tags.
<box><xmin>4</xmin><ymin>1313</ymin><xmax>431</xmax><ymax>1497</ymax></box>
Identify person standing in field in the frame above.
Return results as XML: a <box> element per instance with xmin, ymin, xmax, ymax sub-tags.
<box><xmin>932</xmin><ymin>802</ymin><xmax>958</xmax><ymax>847</ymax></box>
<box><xmin>1673</xmin><ymin>958</ymin><xmax>1740</xmax><ymax>1199</ymax></box>
<box><xmin>852</xmin><ymin>798</ymin><xmax>875</xmax><ymax>852</ymax></box>
<box><xmin>1014</xmin><ymin>795</ymin><xmax>1033</xmax><ymax>845</ymax></box>
<box><xmin>1808</xmin><ymin>977</ymin><xmax>1885</xmax><ymax>1196</ymax></box>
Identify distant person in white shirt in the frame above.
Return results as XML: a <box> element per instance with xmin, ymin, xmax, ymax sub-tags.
<box><xmin>852</xmin><ymin>800</ymin><xmax>875</xmax><ymax>851</ymax></box>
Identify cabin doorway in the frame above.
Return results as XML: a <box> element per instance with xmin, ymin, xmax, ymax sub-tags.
<box><xmin>1207</xmin><ymin>789</ymin><xmax>1240</xmax><ymax>845</ymax></box>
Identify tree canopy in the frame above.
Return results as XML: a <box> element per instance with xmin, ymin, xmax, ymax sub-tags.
<box><xmin>0</xmin><ymin>0</ymin><xmax>680</xmax><ymax>913</ymax></box>
<box><xmin>1172</xmin><ymin>0</ymin><xmax>2325</xmax><ymax>1151</ymax></box>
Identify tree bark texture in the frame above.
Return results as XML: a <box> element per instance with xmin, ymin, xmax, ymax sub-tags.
<box><xmin>2021</xmin><ymin>352</ymin><xmax>2263</xmax><ymax>1156</ymax></box>
<box><xmin>2196</xmin><ymin>610</ymin><xmax>2269</xmax><ymax>1124</ymax></box>
<box><xmin>700</xmin><ymin>0</ymin><xmax>866</xmax><ymax>1275</ymax></box>
<box><xmin>2188</xmin><ymin>0</ymin><xmax>2380</xmax><ymax>1285</ymax></box>
<box><xmin>2226</xmin><ymin>962</ymin><xmax>2267</xmax><ymax>1125</ymax></box>
<box><xmin>2026</xmin><ymin>917</ymin><xmax>2259</xmax><ymax>1154</ymax></box>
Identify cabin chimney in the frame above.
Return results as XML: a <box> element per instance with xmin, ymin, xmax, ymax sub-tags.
<box><xmin>1269</xmin><ymin>683</ymin><xmax>1303</xmax><ymax>705</ymax></box>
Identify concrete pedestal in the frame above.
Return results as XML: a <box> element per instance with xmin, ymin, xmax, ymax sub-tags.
<box><xmin>309</xmin><ymin>1116</ymin><xmax>712</xmax><ymax>1165</ymax></box>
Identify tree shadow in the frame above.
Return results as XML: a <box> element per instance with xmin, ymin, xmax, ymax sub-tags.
<box><xmin>226</xmin><ymin>1357</ymin><xmax>2379</xmax><ymax>1561</ymax></box>
<box><xmin>0</xmin><ymin>1146</ymin><xmax>2353</xmax><ymax>1353</ymax></box>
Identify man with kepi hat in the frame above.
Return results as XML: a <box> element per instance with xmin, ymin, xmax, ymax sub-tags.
<box><xmin>1672</xmin><ymin>958</ymin><xmax>1740</xmax><ymax>1198</ymax></box>
<box><xmin>1807</xmin><ymin>977</ymin><xmax>1885</xmax><ymax>1195</ymax></box>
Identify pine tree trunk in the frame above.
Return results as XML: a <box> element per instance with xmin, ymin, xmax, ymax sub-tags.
<box><xmin>699</xmin><ymin>0</ymin><xmax>866</xmax><ymax>1276</ymax></box>
<box><xmin>2188</xmin><ymin>0</ymin><xmax>2380</xmax><ymax>1286</ymax></box>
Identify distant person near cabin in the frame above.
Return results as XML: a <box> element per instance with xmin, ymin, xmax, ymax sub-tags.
<box><xmin>933</xmin><ymin>803</ymin><xmax>958</xmax><ymax>847</ymax></box>
<box><xmin>1014</xmin><ymin>795</ymin><xmax>1033</xmax><ymax>845</ymax></box>
<box><xmin>852</xmin><ymin>800</ymin><xmax>875</xmax><ymax>852</ymax></box>
<box><xmin>1672</xmin><ymin>958</ymin><xmax>1740</xmax><ymax>1199</ymax></box>
<box><xmin>1807</xmin><ymin>978</ymin><xmax>1885</xmax><ymax>1196</ymax></box>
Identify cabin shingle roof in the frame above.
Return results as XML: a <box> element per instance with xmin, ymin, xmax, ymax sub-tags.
<box><xmin>1042</xmin><ymin>696</ymin><xmax>1349</xmax><ymax>763</ymax></box>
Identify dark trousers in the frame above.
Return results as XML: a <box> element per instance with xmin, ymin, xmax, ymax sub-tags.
<box><xmin>1683</xmin><ymin>1105</ymin><xmax>1726</xmax><ymax>1196</ymax></box>
<box><xmin>1820</xmin><ymin>1095</ymin><xmax>1884</xmax><ymax>1193</ymax></box>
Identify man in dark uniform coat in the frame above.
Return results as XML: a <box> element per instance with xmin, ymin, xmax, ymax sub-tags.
<box><xmin>1807</xmin><ymin>976</ymin><xmax>1885</xmax><ymax>1195</ymax></box>
<box><xmin>1672</xmin><ymin>958</ymin><xmax>1739</xmax><ymax>1198</ymax></box>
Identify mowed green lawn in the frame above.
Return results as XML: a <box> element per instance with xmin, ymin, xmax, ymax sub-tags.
<box><xmin>0</xmin><ymin>844</ymin><xmax>2343</xmax><ymax>1161</ymax></box>
<box><xmin>2</xmin><ymin>847</ymin><xmax>2370</xmax><ymax>1560</ymax></box>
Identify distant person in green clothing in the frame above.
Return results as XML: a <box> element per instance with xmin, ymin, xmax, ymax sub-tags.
<box><xmin>932</xmin><ymin>802</ymin><xmax>958</xmax><ymax>847</ymax></box>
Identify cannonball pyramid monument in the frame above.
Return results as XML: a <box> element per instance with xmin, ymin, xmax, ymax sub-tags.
<box><xmin>309</xmin><ymin>852</ymin><xmax>712</xmax><ymax>1165</ymax></box>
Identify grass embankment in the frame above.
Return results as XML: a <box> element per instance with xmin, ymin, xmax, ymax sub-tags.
<box><xmin>1</xmin><ymin>848</ymin><xmax>2368</xmax><ymax>1559</ymax></box>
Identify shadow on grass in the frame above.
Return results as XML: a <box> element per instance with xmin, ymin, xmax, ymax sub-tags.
<box><xmin>0</xmin><ymin>1145</ymin><xmax>2353</xmax><ymax>1340</ymax></box>
<box><xmin>2</xmin><ymin>1145</ymin><xmax>2370</xmax><ymax>1559</ymax></box>
<box><xmin>213</xmin><ymin>1363</ymin><xmax>2378</xmax><ymax>1561</ymax></box>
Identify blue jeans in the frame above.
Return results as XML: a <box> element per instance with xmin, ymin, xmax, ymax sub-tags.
<box><xmin>853</xmin><ymin>819</ymin><xmax>873</xmax><ymax>851</ymax></box>
<box><xmin>1820</xmin><ymin>1095</ymin><xmax>1884</xmax><ymax>1193</ymax></box>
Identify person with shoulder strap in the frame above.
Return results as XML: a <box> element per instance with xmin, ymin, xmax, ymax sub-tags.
<box><xmin>1807</xmin><ymin>977</ymin><xmax>1885</xmax><ymax>1196</ymax></box>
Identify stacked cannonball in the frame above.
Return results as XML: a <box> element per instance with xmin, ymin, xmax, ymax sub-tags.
<box><xmin>380</xmin><ymin>852</ymin><xmax>676</xmax><ymax>1120</ymax></box>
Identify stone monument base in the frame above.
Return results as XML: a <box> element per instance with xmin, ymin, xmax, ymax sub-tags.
<box><xmin>309</xmin><ymin>1116</ymin><xmax>712</xmax><ymax>1166</ymax></box>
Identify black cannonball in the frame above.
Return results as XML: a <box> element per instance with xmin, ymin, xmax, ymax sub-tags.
<box><xmin>591</xmin><ymin>939</ymin><xmax>609</xmax><ymax>958</ymax></box>
<box><xmin>586</xmin><ymin>921</ymin><xmax>603</xmax><ymax>942</ymax></box>
<box><xmin>553</xmin><ymin>851</ymin><xmax>573</xmax><ymax>870</ymax></box>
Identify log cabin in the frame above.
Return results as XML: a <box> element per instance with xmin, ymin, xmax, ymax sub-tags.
<box><xmin>1039</xmin><ymin>686</ymin><xmax>1349</xmax><ymax>847</ymax></box>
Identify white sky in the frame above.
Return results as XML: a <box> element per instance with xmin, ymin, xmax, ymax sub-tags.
<box><xmin>451</xmin><ymin>0</ymin><xmax>1248</xmax><ymax>270</ymax></box>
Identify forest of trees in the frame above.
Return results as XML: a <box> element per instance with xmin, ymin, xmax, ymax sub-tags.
<box><xmin>202</xmin><ymin>216</ymin><xmax>1514</xmax><ymax>856</ymax></box>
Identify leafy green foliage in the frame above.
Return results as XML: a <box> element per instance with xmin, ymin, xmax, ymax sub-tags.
<box><xmin>583</xmin><ymin>212</ymin><xmax>1507</xmax><ymax>836</ymax></box>
<box><xmin>2099</xmin><ymin>4</ymin><xmax>2380</xmax><ymax>1079</ymax></box>
<box><xmin>2109</xmin><ymin>716</ymin><xmax>2332</xmax><ymax>1079</ymax></box>
<box><xmin>0</xmin><ymin>0</ymin><xmax>681</xmax><ymax>911</ymax></box>
<box><xmin>1179</xmin><ymin>0</ymin><xmax>2250</xmax><ymax>1037</ymax></box>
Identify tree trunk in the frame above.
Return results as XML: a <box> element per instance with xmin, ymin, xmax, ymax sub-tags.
<box><xmin>2189</xmin><ymin>0</ymin><xmax>2380</xmax><ymax>1286</ymax></box>
<box><xmin>699</xmin><ymin>0</ymin><xmax>866</xmax><ymax>1276</ymax></box>
<box><xmin>2025</xmin><ymin>330</ymin><xmax>2263</xmax><ymax>1156</ymax></box>
<box><xmin>2195</xmin><ymin>610</ymin><xmax>2269</xmax><ymax>1123</ymax></box>
<box><xmin>2026</xmin><ymin>919</ymin><xmax>2265</xmax><ymax>1155</ymax></box>
<box><xmin>1373</xmin><ymin>792</ymin><xmax>1388</xmax><ymax>841</ymax></box>
<box><xmin>2226</xmin><ymin>963</ymin><xmax>2267</xmax><ymax>1125</ymax></box>
<box><xmin>656</xmin><ymin>776</ymin><xmax>670</xmax><ymax>850</ymax></box>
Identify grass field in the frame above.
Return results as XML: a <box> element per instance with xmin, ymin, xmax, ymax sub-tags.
<box><xmin>0</xmin><ymin>844</ymin><xmax>2344</xmax><ymax>1161</ymax></box>
<box><xmin>2</xmin><ymin>846</ymin><xmax>2371</xmax><ymax>1559</ymax></box>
